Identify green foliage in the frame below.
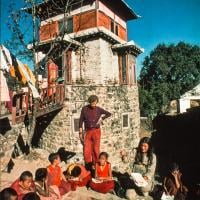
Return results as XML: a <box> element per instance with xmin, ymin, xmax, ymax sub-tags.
<box><xmin>139</xmin><ymin>42</ymin><xmax>200</xmax><ymax>118</ymax></box>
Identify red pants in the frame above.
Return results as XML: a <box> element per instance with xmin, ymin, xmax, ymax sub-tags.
<box><xmin>90</xmin><ymin>180</ymin><xmax>115</xmax><ymax>193</ymax></box>
<box><xmin>84</xmin><ymin>128</ymin><xmax>101</xmax><ymax>163</ymax></box>
<box><xmin>58</xmin><ymin>180</ymin><xmax>76</xmax><ymax>195</ymax></box>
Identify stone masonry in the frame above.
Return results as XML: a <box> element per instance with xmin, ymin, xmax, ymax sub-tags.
<box><xmin>39</xmin><ymin>84</ymin><xmax>140</xmax><ymax>172</ymax></box>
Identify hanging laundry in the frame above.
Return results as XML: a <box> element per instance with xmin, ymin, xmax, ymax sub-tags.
<box><xmin>0</xmin><ymin>45</ymin><xmax>40</xmax><ymax>99</ymax></box>
<box><xmin>0</xmin><ymin>45</ymin><xmax>12</xmax><ymax>72</ymax></box>
<box><xmin>0</xmin><ymin>70</ymin><xmax>10</xmax><ymax>101</ymax></box>
<box><xmin>24</xmin><ymin>64</ymin><xmax>36</xmax><ymax>86</ymax></box>
<box><xmin>17</xmin><ymin>60</ymin><xmax>40</xmax><ymax>98</ymax></box>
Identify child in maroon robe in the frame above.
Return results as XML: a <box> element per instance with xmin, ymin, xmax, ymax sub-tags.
<box><xmin>11</xmin><ymin>171</ymin><xmax>35</xmax><ymax>200</ymax></box>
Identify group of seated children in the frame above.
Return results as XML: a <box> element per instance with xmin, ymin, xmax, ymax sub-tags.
<box><xmin>0</xmin><ymin>151</ymin><xmax>115</xmax><ymax>200</ymax></box>
<box><xmin>0</xmin><ymin>137</ymin><xmax>192</xmax><ymax>200</ymax></box>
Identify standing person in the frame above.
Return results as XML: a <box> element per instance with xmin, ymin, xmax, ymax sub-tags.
<box><xmin>90</xmin><ymin>152</ymin><xmax>115</xmax><ymax>193</ymax></box>
<box><xmin>79</xmin><ymin>95</ymin><xmax>111</xmax><ymax>170</ymax></box>
<box><xmin>126</xmin><ymin>137</ymin><xmax>157</xmax><ymax>199</ymax></box>
<box><xmin>163</xmin><ymin>163</ymin><xmax>188</xmax><ymax>200</ymax></box>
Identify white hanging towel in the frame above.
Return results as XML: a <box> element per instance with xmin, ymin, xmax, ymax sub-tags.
<box><xmin>0</xmin><ymin>45</ymin><xmax>12</xmax><ymax>72</ymax></box>
<box><xmin>0</xmin><ymin>70</ymin><xmax>10</xmax><ymax>101</ymax></box>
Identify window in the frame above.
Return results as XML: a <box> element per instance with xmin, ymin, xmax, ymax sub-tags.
<box><xmin>65</xmin><ymin>51</ymin><xmax>72</xmax><ymax>84</ymax></box>
<box><xmin>111</xmin><ymin>20</ymin><xmax>114</xmax><ymax>33</ymax></box>
<box><xmin>128</xmin><ymin>54</ymin><xmax>136</xmax><ymax>84</ymax></box>
<box><xmin>115</xmin><ymin>24</ymin><xmax>118</xmax><ymax>36</ymax></box>
<box><xmin>122</xmin><ymin>113</ymin><xmax>129</xmax><ymax>129</ymax></box>
<box><xmin>72</xmin><ymin>117</ymin><xmax>80</xmax><ymax>133</ymax></box>
<box><xmin>110</xmin><ymin>20</ymin><xmax>118</xmax><ymax>36</ymax></box>
<box><xmin>118</xmin><ymin>54</ymin><xmax>128</xmax><ymax>84</ymax></box>
<box><xmin>59</xmin><ymin>18</ymin><xmax>73</xmax><ymax>34</ymax></box>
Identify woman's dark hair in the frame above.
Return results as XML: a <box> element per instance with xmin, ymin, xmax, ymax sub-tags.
<box><xmin>48</xmin><ymin>153</ymin><xmax>59</xmax><ymax>164</ymax></box>
<box><xmin>0</xmin><ymin>187</ymin><xmax>17</xmax><ymax>200</ymax></box>
<box><xmin>35</xmin><ymin>168</ymin><xmax>48</xmax><ymax>181</ymax></box>
<box><xmin>169</xmin><ymin>162</ymin><xmax>179</xmax><ymax>172</ymax></box>
<box><xmin>99</xmin><ymin>152</ymin><xmax>109</xmax><ymax>159</ymax></box>
<box><xmin>135</xmin><ymin>137</ymin><xmax>154</xmax><ymax>165</ymax></box>
<box><xmin>88</xmin><ymin>95</ymin><xmax>99</xmax><ymax>104</ymax></box>
<box><xmin>19</xmin><ymin>171</ymin><xmax>33</xmax><ymax>181</ymax></box>
<box><xmin>22</xmin><ymin>192</ymin><xmax>40</xmax><ymax>200</ymax></box>
<box><xmin>71</xmin><ymin>166</ymin><xmax>82</xmax><ymax>177</ymax></box>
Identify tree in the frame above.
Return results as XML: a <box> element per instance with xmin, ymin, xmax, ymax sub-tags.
<box><xmin>139</xmin><ymin>42</ymin><xmax>200</xmax><ymax>118</ymax></box>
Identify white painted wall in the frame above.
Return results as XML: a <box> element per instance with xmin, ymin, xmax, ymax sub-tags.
<box><xmin>179</xmin><ymin>99</ymin><xmax>191</xmax><ymax>113</ymax></box>
<box><xmin>99</xmin><ymin>39</ymin><xmax>119</xmax><ymax>83</ymax></box>
<box><xmin>71</xmin><ymin>38</ymin><xmax>120</xmax><ymax>84</ymax></box>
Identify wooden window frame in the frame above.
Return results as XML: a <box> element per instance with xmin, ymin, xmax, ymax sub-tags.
<box><xmin>58</xmin><ymin>17</ymin><xmax>73</xmax><ymax>35</ymax></box>
<box><xmin>110</xmin><ymin>19</ymin><xmax>119</xmax><ymax>36</ymax></box>
<box><xmin>64</xmin><ymin>51</ymin><xmax>72</xmax><ymax>84</ymax></box>
<box><xmin>118</xmin><ymin>53</ymin><xmax>129</xmax><ymax>85</ymax></box>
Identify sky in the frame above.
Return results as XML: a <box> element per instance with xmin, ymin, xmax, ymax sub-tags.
<box><xmin>1</xmin><ymin>0</ymin><xmax>200</xmax><ymax>76</ymax></box>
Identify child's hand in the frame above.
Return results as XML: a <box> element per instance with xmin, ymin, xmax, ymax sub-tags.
<box><xmin>143</xmin><ymin>176</ymin><xmax>148</xmax><ymax>181</ymax></box>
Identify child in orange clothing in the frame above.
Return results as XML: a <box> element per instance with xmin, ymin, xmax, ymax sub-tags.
<box><xmin>11</xmin><ymin>171</ymin><xmax>35</xmax><ymax>200</ymax></box>
<box><xmin>47</xmin><ymin>153</ymin><xmax>76</xmax><ymax>196</ymax></box>
<box><xmin>64</xmin><ymin>163</ymin><xmax>91</xmax><ymax>187</ymax></box>
<box><xmin>90</xmin><ymin>152</ymin><xmax>115</xmax><ymax>193</ymax></box>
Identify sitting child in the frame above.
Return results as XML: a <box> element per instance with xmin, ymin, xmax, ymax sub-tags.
<box><xmin>90</xmin><ymin>152</ymin><xmax>115</xmax><ymax>193</ymax></box>
<box><xmin>64</xmin><ymin>163</ymin><xmax>91</xmax><ymax>187</ymax></box>
<box><xmin>163</xmin><ymin>163</ymin><xmax>188</xmax><ymax>200</ymax></box>
<box><xmin>22</xmin><ymin>192</ymin><xmax>40</xmax><ymax>200</ymax></box>
<box><xmin>35</xmin><ymin>168</ymin><xmax>61</xmax><ymax>200</ymax></box>
<box><xmin>0</xmin><ymin>187</ymin><xmax>18</xmax><ymax>200</ymax></box>
<box><xmin>47</xmin><ymin>153</ymin><xmax>76</xmax><ymax>196</ymax></box>
<box><xmin>11</xmin><ymin>171</ymin><xmax>35</xmax><ymax>200</ymax></box>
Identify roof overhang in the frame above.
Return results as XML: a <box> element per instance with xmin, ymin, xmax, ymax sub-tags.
<box><xmin>28</xmin><ymin>35</ymin><xmax>81</xmax><ymax>54</ymax></box>
<box><xmin>99</xmin><ymin>0</ymin><xmax>140</xmax><ymax>21</ymax></box>
<box><xmin>112</xmin><ymin>40</ymin><xmax>144</xmax><ymax>56</ymax></box>
<box><xmin>69</xmin><ymin>26</ymin><xmax>125</xmax><ymax>44</ymax></box>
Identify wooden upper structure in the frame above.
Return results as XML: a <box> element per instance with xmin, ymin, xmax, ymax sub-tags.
<box><xmin>26</xmin><ymin>0</ymin><xmax>139</xmax><ymax>42</ymax></box>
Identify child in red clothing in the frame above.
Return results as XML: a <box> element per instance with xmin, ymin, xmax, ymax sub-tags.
<box><xmin>47</xmin><ymin>153</ymin><xmax>76</xmax><ymax>196</ymax></box>
<box><xmin>11</xmin><ymin>171</ymin><xmax>35</xmax><ymax>200</ymax></box>
<box><xmin>90</xmin><ymin>152</ymin><xmax>115</xmax><ymax>193</ymax></box>
<box><xmin>64</xmin><ymin>163</ymin><xmax>91</xmax><ymax>187</ymax></box>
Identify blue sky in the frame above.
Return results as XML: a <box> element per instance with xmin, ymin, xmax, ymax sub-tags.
<box><xmin>1</xmin><ymin>0</ymin><xmax>200</xmax><ymax>76</ymax></box>
<box><xmin>126</xmin><ymin>0</ymin><xmax>200</xmax><ymax>75</ymax></box>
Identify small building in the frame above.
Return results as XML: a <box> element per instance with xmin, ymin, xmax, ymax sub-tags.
<box><xmin>27</xmin><ymin>0</ymin><xmax>143</xmax><ymax>169</ymax></box>
<box><xmin>179</xmin><ymin>84</ymin><xmax>200</xmax><ymax>113</ymax></box>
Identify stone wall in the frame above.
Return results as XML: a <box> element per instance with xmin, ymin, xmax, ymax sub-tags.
<box><xmin>0</xmin><ymin>122</ymin><xmax>29</xmax><ymax>170</ymax></box>
<box><xmin>39</xmin><ymin>84</ymin><xmax>140</xmax><ymax>172</ymax></box>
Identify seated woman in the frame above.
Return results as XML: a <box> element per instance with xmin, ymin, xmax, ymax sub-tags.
<box><xmin>63</xmin><ymin>163</ymin><xmax>91</xmax><ymax>187</ymax></box>
<box><xmin>126</xmin><ymin>137</ymin><xmax>157</xmax><ymax>199</ymax></box>
<box><xmin>163</xmin><ymin>163</ymin><xmax>188</xmax><ymax>200</ymax></box>
<box><xmin>35</xmin><ymin>168</ymin><xmax>61</xmax><ymax>200</ymax></box>
<box><xmin>90</xmin><ymin>152</ymin><xmax>115</xmax><ymax>194</ymax></box>
<box><xmin>11</xmin><ymin>171</ymin><xmax>35</xmax><ymax>200</ymax></box>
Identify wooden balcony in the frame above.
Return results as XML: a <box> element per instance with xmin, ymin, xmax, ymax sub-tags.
<box><xmin>0</xmin><ymin>84</ymin><xmax>65</xmax><ymax>125</ymax></box>
<box><xmin>37</xmin><ymin>84</ymin><xmax>65</xmax><ymax>117</ymax></box>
